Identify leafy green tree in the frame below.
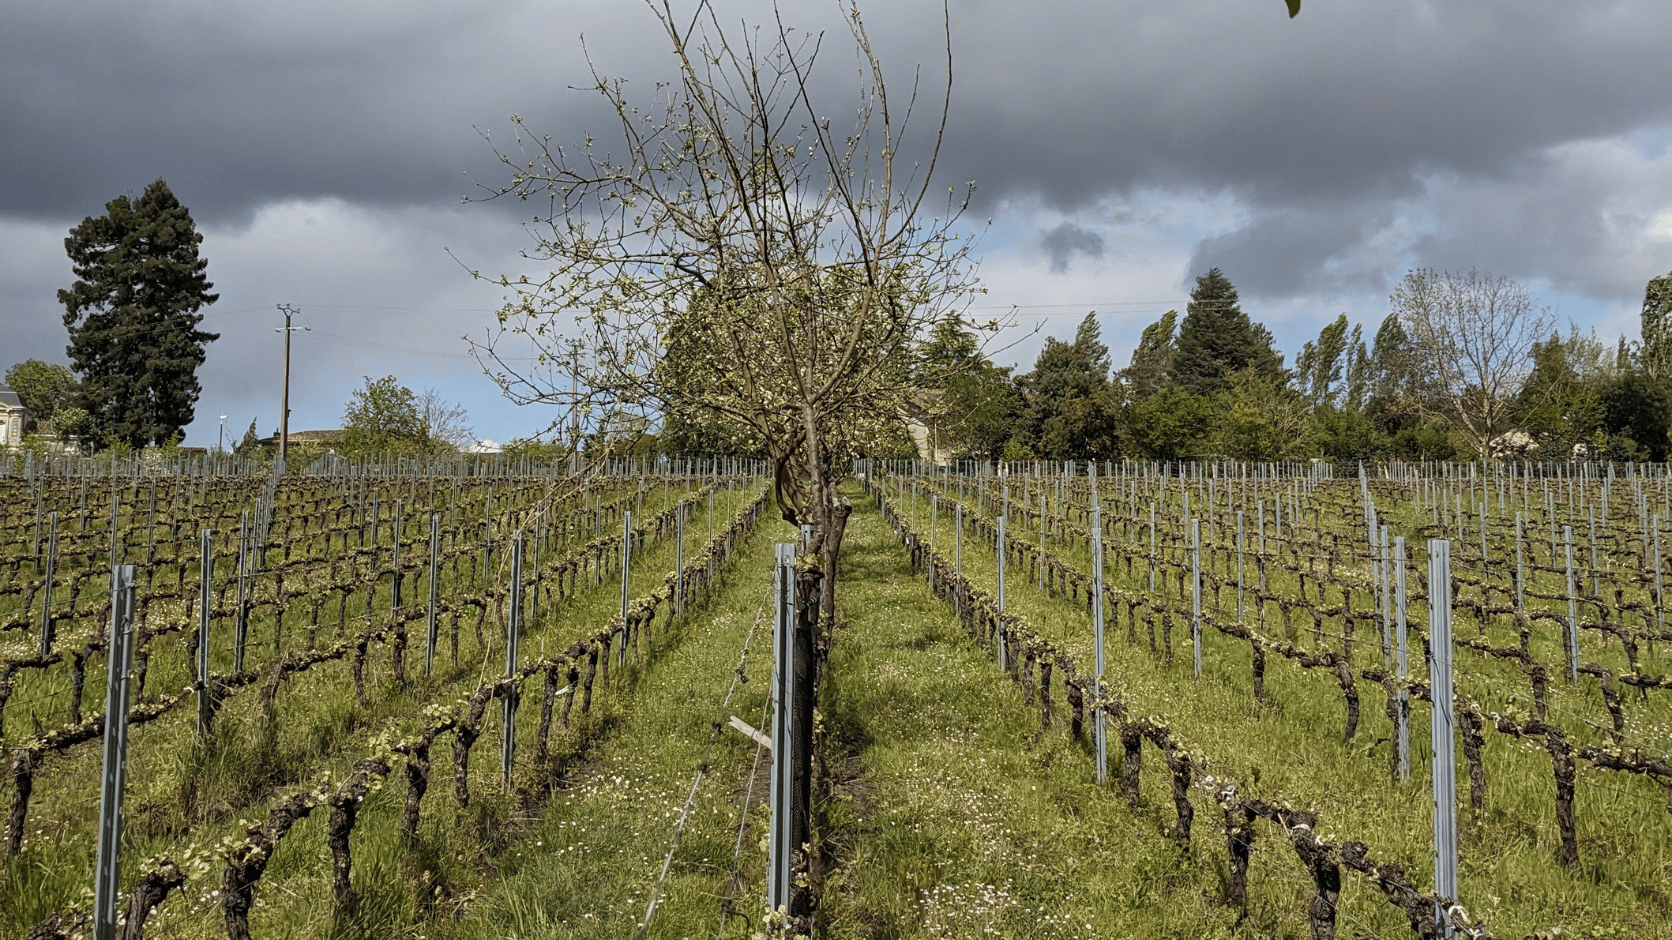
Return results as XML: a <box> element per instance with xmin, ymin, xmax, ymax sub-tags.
<box><xmin>3</xmin><ymin>360</ymin><xmax>79</xmax><ymax>428</ymax></box>
<box><xmin>1600</xmin><ymin>372</ymin><xmax>1671</xmax><ymax>461</ymax></box>
<box><xmin>1312</xmin><ymin>404</ymin><xmax>1381</xmax><ymax>465</ymax></box>
<box><xmin>1342</xmin><ymin>325</ymin><xmax>1372</xmax><ymax>411</ymax></box>
<box><xmin>1365</xmin><ymin>315</ymin><xmax>1418</xmax><ymax>405</ymax></box>
<box><xmin>1014</xmin><ymin>312</ymin><xmax>1112</xmax><ymax>453</ymax></box>
<box><xmin>1519</xmin><ymin>332</ymin><xmax>1603</xmax><ymax>455</ymax></box>
<box><xmin>341</xmin><ymin>375</ymin><xmax>430</xmax><ymax>457</ymax></box>
<box><xmin>1127</xmin><ymin>385</ymin><xmax>1209</xmax><ymax>460</ymax></box>
<box><xmin>49</xmin><ymin>406</ymin><xmax>90</xmax><ymax>445</ymax></box>
<box><xmin>1295</xmin><ymin>315</ymin><xmax>1350</xmax><ymax>408</ymax></box>
<box><xmin>658</xmin><ymin>409</ymin><xmax>765</xmax><ymax>458</ymax></box>
<box><xmin>1210</xmin><ymin>368</ymin><xmax>1310</xmax><ymax>461</ymax></box>
<box><xmin>917</xmin><ymin>320</ymin><xmax>1022</xmax><ymax>460</ymax></box>
<box><xmin>233</xmin><ymin>419</ymin><xmax>262</xmax><ymax>457</ymax></box>
<box><xmin>1387</xmin><ymin>418</ymin><xmax>1459</xmax><ymax>461</ymax></box>
<box><xmin>59</xmin><ymin>179</ymin><xmax>219</xmax><ymax>449</ymax></box>
<box><xmin>1041</xmin><ymin>390</ymin><xmax>1122</xmax><ymax>460</ymax></box>
<box><xmin>1172</xmin><ymin>269</ymin><xmax>1284</xmax><ymax>397</ymax></box>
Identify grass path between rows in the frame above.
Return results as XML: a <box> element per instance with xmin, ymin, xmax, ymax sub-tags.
<box><xmin>439</xmin><ymin>510</ymin><xmax>799</xmax><ymax>940</ymax></box>
<box><xmin>818</xmin><ymin>489</ymin><xmax>1248</xmax><ymax>940</ymax></box>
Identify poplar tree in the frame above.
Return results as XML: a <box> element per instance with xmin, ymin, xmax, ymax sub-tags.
<box><xmin>1641</xmin><ymin>270</ymin><xmax>1672</xmax><ymax>381</ymax></box>
<box><xmin>59</xmin><ymin>179</ymin><xmax>219</xmax><ymax>449</ymax></box>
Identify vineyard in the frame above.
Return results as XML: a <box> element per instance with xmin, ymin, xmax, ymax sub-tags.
<box><xmin>2</xmin><ymin>456</ymin><xmax>1670</xmax><ymax>939</ymax></box>
<box><xmin>869</xmin><ymin>461</ymin><xmax>1672</xmax><ymax>939</ymax></box>
<box><xmin>1</xmin><ymin>456</ymin><xmax>773</xmax><ymax>939</ymax></box>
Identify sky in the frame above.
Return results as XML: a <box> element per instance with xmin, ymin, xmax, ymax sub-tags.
<box><xmin>3</xmin><ymin>0</ymin><xmax>1670</xmax><ymax>449</ymax></box>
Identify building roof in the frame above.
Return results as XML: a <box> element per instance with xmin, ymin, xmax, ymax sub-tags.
<box><xmin>0</xmin><ymin>388</ymin><xmax>24</xmax><ymax>410</ymax></box>
<box><xmin>256</xmin><ymin>428</ymin><xmax>345</xmax><ymax>446</ymax></box>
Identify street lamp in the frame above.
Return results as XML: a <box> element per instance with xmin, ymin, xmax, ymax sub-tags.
<box><xmin>219</xmin><ymin>415</ymin><xmax>227</xmax><ymax>453</ymax></box>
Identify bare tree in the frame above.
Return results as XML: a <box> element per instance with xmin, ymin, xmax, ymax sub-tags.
<box><xmin>415</xmin><ymin>387</ymin><xmax>475</xmax><ymax>450</ymax></box>
<box><xmin>471</xmin><ymin>0</ymin><xmax>979</xmax><ymax>604</ymax></box>
<box><xmin>470</xmin><ymin>6</ymin><xmax>981</xmax><ymax>924</ymax></box>
<box><xmin>1392</xmin><ymin>267</ymin><xmax>1554</xmax><ymax>457</ymax></box>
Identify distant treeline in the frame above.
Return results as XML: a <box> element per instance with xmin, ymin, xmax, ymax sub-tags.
<box><xmin>691</xmin><ymin>266</ymin><xmax>1671</xmax><ymax>465</ymax></box>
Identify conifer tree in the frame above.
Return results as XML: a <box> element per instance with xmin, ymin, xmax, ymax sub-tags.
<box><xmin>59</xmin><ymin>179</ymin><xmax>219</xmax><ymax>449</ymax></box>
<box><xmin>1172</xmin><ymin>268</ymin><xmax>1283</xmax><ymax>397</ymax></box>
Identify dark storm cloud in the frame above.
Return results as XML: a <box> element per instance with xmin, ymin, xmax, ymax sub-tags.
<box><xmin>0</xmin><ymin>1</ymin><xmax>666</xmax><ymax>223</ymax></box>
<box><xmin>928</xmin><ymin>1</ymin><xmax>1672</xmax><ymax>208</ymax></box>
<box><xmin>1040</xmin><ymin>222</ymin><xmax>1105</xmax><ymax>272</ymax></box>
<box><xmin>9</xmin><ymin>1</ymin><xmax>1670</xmax><ymax>224</ymax></box>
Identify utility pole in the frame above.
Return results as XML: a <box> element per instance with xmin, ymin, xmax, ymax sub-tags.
<box><xmin>275</xmin><ymin>305</ymin><xmax>306</xmax><ymax>466</ymax></box>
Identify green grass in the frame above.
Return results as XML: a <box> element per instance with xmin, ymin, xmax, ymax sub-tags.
<box><xmin>819</xmin><ymin>487</ymin><xmax>1250</xmax><ymax>939</ymax></box>
<box><xmin>438</xmin><ymin>510</ymin><xmax>800</xmax><ymax>940</ymax></box>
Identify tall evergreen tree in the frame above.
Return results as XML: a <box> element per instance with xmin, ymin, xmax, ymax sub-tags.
<box><xmin>59</xmin><ymin>179</ymin><xmax>219</xmax><ymax>449</ymax></box>
<box><xmin>1172</xmin><ymin>268</ymin><xmax>1283</xmax><ymax>397</ymax></box>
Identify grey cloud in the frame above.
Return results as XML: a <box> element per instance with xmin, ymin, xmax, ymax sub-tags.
<box><xmin>928</xmin><ymin>0</ymin><xmax>1672</xmax><ymax>210</ymax></box>
<box><xmin>1406</xmin><ymin>139</ymin><xmax>1672</xmax><ymax>302</ymax></box>
<box><xmin>1187</xmin><ymin>207</ymin><xmax>1396</xmax><ymax>299</ymax></box>
<box><xmin>0</xmin><ymin>1</ymin><xmax>666</xmax><ymax>223</ymax></box>
<box><xmin>7</xmin><ymin>1</ymin><xmax>1671</xmax><ymax>227</ymax></box>
<box><xmin>1040</xmin><ymin>222</ymin><xmax>1105</xmax><ymax>272</ymax></box>
<box><xmin>1187</xmin><ymin>134</ymin><xmax>1672</xmax><ymax>308</ymax></box>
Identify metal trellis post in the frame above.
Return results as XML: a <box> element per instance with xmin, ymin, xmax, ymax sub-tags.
<box><xmin>1192</xmin><ymin>518</ymin><xmax>1202</xmax><ymax>679</ymax></box>
<box><xmin>426</xmin><ymin>513</ymin><xmax>440</xmax><ymax>675</ymax></box>
<box><xmin>1427</xmin><ymin>539</ymin><xmax>1457</xmax><ymax>940</ymax></box>
<box><xmin>197</xmin><ymin>529</ymin><xmax>213</xmax><ymax>736</ymax></box>
<box><xmin>1395</xmin><ymin>535</ymin><xmax>1409</xmax><ymax>782</ymax></box>
<box><xmin>1564</xmin><ymin>525</ymin><xmax>1579</xmax><ymax>682</ymax></box>
<box><xmin>39</xmin><ymin>511</ymin><xmax>57</xmax><ymax>656</ymax></box>
<box><xmin>92</xmin><ymin>565</ymin><xmax>137</xmax><ymax>940</ymax></box>
<box><xmin>618</xmin><ymin>511</ymin><xmax>632</xmax><ymax>667</ymax></box>
<box><xmin>504</xmin><ymin>533</ymin><xmax>522</xmax><ymax>790</ymax></box>
<box><xmin>1092</xmin><ymin>505</ymin><xmax>1107</xmax><ymax>785</ymax></box>
<box><xmin>767</xmin><ymin>542</ymin><xmax>798</xmax><ymax>913</ymax></box>
<box><xmin>997</xmin><ymin>515</ymin><xmax>1008</xmax><ymax>670</ymax></box>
